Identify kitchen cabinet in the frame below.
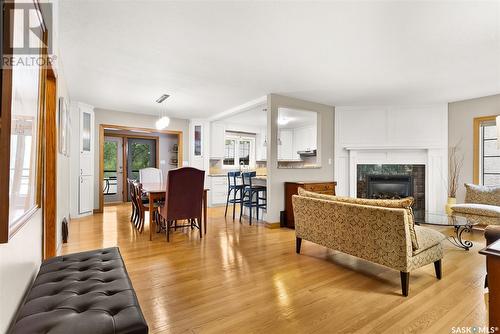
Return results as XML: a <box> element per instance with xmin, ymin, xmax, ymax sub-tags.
<box><xmin>210</xmin><ymin>122</ymin><xmax>226</xmax><ymax>158</ymax></box>
<box><xmin>208</xmin><ymin>176</ymin><xmax>228</xmax><ymax>207</ymax></box>
<box><xmin>78</xmin><ymin>103</ymin><xmax>94</xmax><ymax>215</ymax></box>
<box><xmin>256</xmin><ymin>128</ymin><xmax>267</xmax><ymax>161</ymax></box>
<box><xmin>278</xmin><ymin>129</ymin><xmax>295</xmax><ymax>160</ymax></box>
<box><xmin>293</xmin><ymin>125</ymin><xmax>317</xmax><ymax>155</ymax></box>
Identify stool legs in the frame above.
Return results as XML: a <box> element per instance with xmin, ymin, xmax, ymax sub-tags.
<box><xmin>232</xmin><ymin>188</ymin><xmax>238</xmax><ymax>220</ymax></box>
<box><xmin>224</xmin><ymin>189</ymin><xmax>231</xmax><ymax>217</ymax></box>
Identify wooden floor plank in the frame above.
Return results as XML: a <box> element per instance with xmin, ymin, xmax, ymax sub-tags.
<box><xmin>62</xmin><ymin>203</ymin><xmax>488</xmax><ymax>333</ymax></box>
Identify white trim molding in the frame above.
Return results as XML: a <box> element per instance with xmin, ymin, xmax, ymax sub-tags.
<box><xmin>335</xmin><ymin>105</ymin><xmax>448</xmax><ymax>213</ymax></box>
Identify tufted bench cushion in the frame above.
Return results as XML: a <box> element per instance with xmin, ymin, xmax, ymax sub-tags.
<box><xmin>10</xmin><ymin>247</ymin><xmax>148</xmax><ymax>334</ymax></box>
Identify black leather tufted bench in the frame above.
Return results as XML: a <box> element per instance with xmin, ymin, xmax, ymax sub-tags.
<box><xmin>10</xmin><ymin>247</ymin><xmax>148</xmax><ymax>334</ymax></box>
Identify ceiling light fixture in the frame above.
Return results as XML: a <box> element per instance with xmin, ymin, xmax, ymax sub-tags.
<box><xmin>277</xmin><ymin>117</ymin><xmax>290</xmax><ymax>126</ymax></box>
<box><xmin>155</xmin><ymin>94</ymin><xmax>171</xmax><ymax>130</ymax></box>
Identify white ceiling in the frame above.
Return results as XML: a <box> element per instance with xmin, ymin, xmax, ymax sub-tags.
<box><xmin>223</xmin><ymin>106</ymin><xmax>317</xmax><ymax>129</ymax></box>
<box><xmin>59</xmin><ymin>1</ymin><xmax>500</xmax><ymax>119</ymax></box>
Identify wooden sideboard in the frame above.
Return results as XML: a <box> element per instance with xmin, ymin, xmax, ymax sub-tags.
<box><xmin>480</xmin><ymin>239</ymin><xmax>500</xmax><ymax>329</ymax></box>
<box><xmin>284</xmin><ymin>181</ymin><xmax>337</xmax><ymax>228</ymax></box>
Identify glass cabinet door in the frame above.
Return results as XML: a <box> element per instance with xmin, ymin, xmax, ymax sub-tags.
<box><xmin>194</xmin><ymin>125</ymin><xmax>202</xmax><ymax>156</ymax></box>
<box><xmin>82</xmin><ymin>112</ymin><xmax>91</xmax><ymax>152</ymax></box>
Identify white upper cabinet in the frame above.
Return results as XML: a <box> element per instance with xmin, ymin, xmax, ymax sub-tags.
<box><xmin>278</xmin><ymin>129</ymin><xmax>295</xmax><ymax>160</ymax></box>
<box><xmin>256</xmin><ymin>127</ymin><xmax>267</xmax><ymax>161</ymax></box>
<box><xmin>210</xmin><ymin>122</ymin><xmax>226</xmax><ymax>158</ymax></box>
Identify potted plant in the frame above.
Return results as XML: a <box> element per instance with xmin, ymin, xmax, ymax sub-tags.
<box><xmin>447</xmin><ymin>144</ymin><xmax>464</xmax><ymax>214</ymax></box>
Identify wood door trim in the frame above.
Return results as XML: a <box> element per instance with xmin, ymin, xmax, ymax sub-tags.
<box><xmin>98</xmin><ymin>124</ymin><xmax>182</xmax><ymax>212</ymax></box>
<box><xmin>0</xmin><ymin>66</ymin><xmax>13</xmax><ymax>243</ymax></box>
<box><xmin>104</xmin><ymin>133</ymin><xmax>159</xmax><ymax>202</ymax></box>
<box><xmin>473</xmin><ymin>115</ymin><xmax>497</xmax><ymax>185</ymax></box>
<box><xmin>43</xmin><ymin>66</ymin><xmax>57</xmax><ymax>259</ymax></box>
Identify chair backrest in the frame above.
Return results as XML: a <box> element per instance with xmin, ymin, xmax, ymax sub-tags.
<box><xmin>127</xmin><ymin>178</ymin><xmax>136</xmax><ymax>202</ymax></box>
<box><xmin>227</xmin><ymin>171</ymin><xmax>241</xmax><ymax>187</ymax></box>
<box><xmin>241</xmin><ymin>171</ymin><xmax>256</xmax><ymax>187</ymax></box>
<box><xmin>165</xmin><ymin>167</ymin><xmax>205</xmax><ymax>221</ymax></box>
<box><xmin>139</xmin><ymin>167</ymin><xmax>163</xmax><ymax>184</ymax></box>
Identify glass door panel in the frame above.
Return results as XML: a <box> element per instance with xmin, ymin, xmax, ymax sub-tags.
<box><xmin>103</xmin><ymin>136</ymin><xmax>123</xmax><ymax>202</ymax></box>
<box><xmin>127</xmin><ymin>138</ymin><xmax>157</xmax><ymax>181</ymax></box>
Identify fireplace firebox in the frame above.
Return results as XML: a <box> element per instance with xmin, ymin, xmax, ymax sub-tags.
<box><xmin>357</xmin><ymin>164</ymin><xmax>425</xmax><ymax>215</ymax></box>
<box><xmin>367</xmin><ymin>175</ymin><xmax>413</xmax><ymax>199</ymax></box>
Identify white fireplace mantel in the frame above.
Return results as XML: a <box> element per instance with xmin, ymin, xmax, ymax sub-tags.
<box><xmin>334</xmin><ymin>105</ymin><xmax>449</xmax><ymax>213</ymax></box>
<box><xmin>345</xmin><ymin>147</ymin><xmax>447</xmax><ymax>213</ymax></box>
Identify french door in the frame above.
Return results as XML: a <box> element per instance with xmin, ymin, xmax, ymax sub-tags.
<box><xmin>127</xmin><ymin>138</ymin><xmax>157</xmax><ymax>182</ymax></box>
<box><xmin>103</xmin><ymin>136</ymin><xmax>124</xmax><ymax>202</ymax></box>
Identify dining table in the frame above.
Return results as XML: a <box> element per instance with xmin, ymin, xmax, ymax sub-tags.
<box><xmin>141</xmin><ymin>182</ymin><xmax>209</xmax><ymax>241</ymax></box>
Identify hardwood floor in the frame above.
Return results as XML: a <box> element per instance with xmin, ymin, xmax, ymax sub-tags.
<box><xmin>62</xmin><ymin>203</ymin><xmax>488</xmax><ymax>334</ymax></box>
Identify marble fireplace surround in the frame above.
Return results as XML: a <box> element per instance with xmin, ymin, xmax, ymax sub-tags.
<box><xmin>345</xmin><ymin>147</ymin><xmax>447</xmax><ymax>213</ymax></box>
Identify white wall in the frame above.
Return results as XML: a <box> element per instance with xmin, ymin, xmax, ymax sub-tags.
<box><xmin>0</xmin><ymin>211</ymin><xmax>43</xmax><ymax>333</ymax></box>
<box><xmin>448</xmin><ymin>94</ymin><xmax>500</xmax><ymax>203</ymax></box>
<box><xmin>266</xmin><ymin>94</ymin><xmax>335</xmax><ymax>223</ymax></box>
<box><xmin>334</xmin><ymin>105</ymin><xmax>448</xmax><ymax>212</ymax></box>
<box><xmin>92</xmin><ymin>108</ymin><xmax>190</xmax><ymax>209</ymax></box>
<box><xmin>0</xmin><ymin>0</ymin><xmax>71</xmax><ymax>331</ymax></box>
<box><xmin>56</xmin><ymin>64</ymin><xmax>71</xmax><ymax>251</ymax></box>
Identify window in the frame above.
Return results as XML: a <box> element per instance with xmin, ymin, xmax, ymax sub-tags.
<box><xmin>480</xmin><ymin>121</ymin><xmax>500</xmax><ymax>186</ymax></box>
<box><xmin>223</xmin><ymin>138</ymin><xmax>236</xmax><ymax>166</ymax></box>
<box><xmin>222</xmin><ymin>134</ymin><xmax>255</xmax><ymax>168</ymax></box>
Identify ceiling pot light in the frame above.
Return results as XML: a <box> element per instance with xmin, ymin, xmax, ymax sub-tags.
<box><xmin>277</xmin><ymin>117</ymin><xmax>289</xmax><ymax>126</ymax></box>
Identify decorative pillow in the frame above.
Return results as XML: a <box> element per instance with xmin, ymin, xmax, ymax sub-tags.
<box><xmin>451</xmin><ymin>203</ymin><xmax>500</xmax><ymax>218</ymax></box>
<box><xmin>464</xmin><ymin>183</ymin><xmax>500</xmax><ymax>206</ymax></box>
<box><xmin>297</xmin><ymin>188</ymin><xmax>419</xmax><ymax>250</ymax></box>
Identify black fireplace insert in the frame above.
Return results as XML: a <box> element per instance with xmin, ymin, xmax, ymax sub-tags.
<box><xmin>366</xmin><ymin>174</ymin><xmax>413</xmax><ymax>199</ymax></box>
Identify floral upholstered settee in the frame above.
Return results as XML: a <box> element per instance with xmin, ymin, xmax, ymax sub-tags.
<box><xmin>451</xmin><ymin>184</ymin><xmax>500</xmax><ymax>226</ymax></box>
<box><xmin>292</xmin><ymin>188</ymin><xmax>446</xmax><ymax>296</ymax></box>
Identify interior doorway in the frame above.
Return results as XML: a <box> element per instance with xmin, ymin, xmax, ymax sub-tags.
<box><xmin>98</xmin><ymin>124</ymin><xmax>183</xmax><ymax>212</ymax></box>
<box><xmin>103</xmin><ymin>136</ymin><xmax>123</xmax><ymax>203</ymax></box>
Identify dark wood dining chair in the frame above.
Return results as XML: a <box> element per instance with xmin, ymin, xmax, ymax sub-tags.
<box><xmin>133</xmin><ymin>182</ymin><xmax>160</xmax><ymax>232</ymax></box>
<box><xmin>157</xmin><ymin>167</ymin><xmax>205</xmax><ymax>242</ymax></box>
<box><xmin>127</xmin><ymin>178</ymin><xmax>140</xmax><ymax>226</ymax></box>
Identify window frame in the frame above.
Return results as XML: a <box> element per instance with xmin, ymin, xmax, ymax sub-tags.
<box><xmin>222</xmin><ymin>134</ymin><xmax>256</xmax><ymax>169</ymax></box>
<box><xmin>0</xmin><ymin>0</ymin><xmax>47</xmax><ymax>243</ymax></box>
<box><xmin>473</xmin><ymin>115</ymin><xmax>498</xmax><ymax>185</ymax></box>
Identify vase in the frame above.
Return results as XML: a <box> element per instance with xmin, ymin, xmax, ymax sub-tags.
<box><xmin>445</xmin><ymin>197</ymin><xmax>456</xmax><ymax>215</ymax></box>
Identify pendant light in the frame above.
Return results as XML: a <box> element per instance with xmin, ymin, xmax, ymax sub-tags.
<box><xmin>155</xmin><ymin>94</ymin><xmax>170</xmax><ymax>130</ymax></box>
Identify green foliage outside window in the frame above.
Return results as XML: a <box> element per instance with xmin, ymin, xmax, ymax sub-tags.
<box><xmin>103</xmin><ymin>141</ymin><xmax>117</xmax><ymax>178</ymax></box>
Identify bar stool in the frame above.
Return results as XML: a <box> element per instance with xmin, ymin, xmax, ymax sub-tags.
<box><xmin>225</xmin><ymin>171</ymin><xmax>245</xmax><ymax>220</ymax></box>
<box><xmin>240</xmin><ymin>171</ymin><xmax>267</xmax><ymax>225</ymax></box>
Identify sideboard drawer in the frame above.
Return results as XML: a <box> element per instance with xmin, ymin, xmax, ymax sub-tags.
<box><xmin>304</xmin><ymin>183</ymin><xmax>335</xmax><ymax>193</ymax></box>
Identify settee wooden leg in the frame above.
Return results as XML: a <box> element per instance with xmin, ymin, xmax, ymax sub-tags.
<box><xmin>296</xmin><ymin>237</ymin><xmax>302</xmax><ymax>254</ymax></box>
<box><xmin>434</xmin><ymin>260</ymin><xmax>442</xmax><ymax>279</ymax></box>
<box><xmin>400</xmin><ymin>272</ymin><xmax>410</xmax><ymax>297</ymax></box>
